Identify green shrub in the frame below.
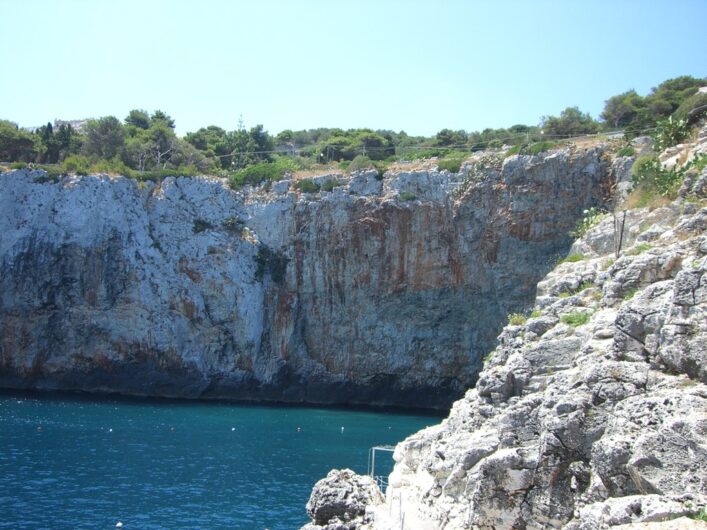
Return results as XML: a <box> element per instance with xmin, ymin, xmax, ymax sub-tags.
<box><xmin>228</xmin><ymin>158</ymin><xmax>296</xmax><ymax>189</ymax></box>
<box><xmin>347</xmin><ymin>154</ymin><xmax>374</xmax><ymax>172</ymax></box>
<box><xmin>398</xmin><ymin>191</ymin><xmax>417</xmax><ymax>201</ymax></box>
<box><xmin>631</xmin><ymin>155</ymin><xmax>684</xmax><ymax>198</ymax></box>
<box><xmin>673</xmin><ymin>91</ymin><xmax>707</xmax><ymax>122</ymax></box>
<box><xmin>438</xmin><ymin>155</ymin><xmax>465</xmax><ymax>173</ymax></box>
<box><xmin>505</xmin><ymin>140</ymin><xmax>559</xmax><ymax>157</ymax></box>
<box><xmin>10</xmin><ymin>161</ymin><xmax>27</xmax><ymax>169</ymax></box>
<box><xmin>652</xmin><ymin>116</ymin><xmax>690</xmax><ymax>152</ymax></box>
<box><xmin>527</xmin><ymin>140</ymin><xmax>558</xmax><ymax>155</ymax></box>
<box><xmin>687</xmin><ymin>153</ymin><xmax>707</xmax><ymax>172</ymax></box>
<box><xmin>508</xmin><ymin>313</ymin><xmax>527</xmax><ymax>326</ymax></box>
<box><xmin>89</xmin><ymin>157</ymin><xmax>134</xmax><ymax>177</ymax></box>
<box><xmin>294</xmin><ymin>178</ymin><xmax>320</xmax><ymax>193</ymax></box>
<box><xmin>560</xmin><ymin>311</ymin><xmax>590</xmax><ymax>327</ymax></box>
<box><xmin>62</xmin><ymin>154</ymin><xmax>91</xmax><ymax>175</ymax></box>
<box><xmin>321</xmin><ymin>179</ymin><xmax>341</xmax><ymax>192</ymax></box>
<box><xmin>193</xmin><ymin>219</ymin><xmax>214</xmax><ymax>233</ymax></box>
<box><xmin>530</xmin><ymin>309</ymin><xmax>542</xmax><ymax>318</ymax></box>
<box><xmin>255</xmin><ymin>245</ymin><xmax>288</xmax><ymax>283</ymax></box>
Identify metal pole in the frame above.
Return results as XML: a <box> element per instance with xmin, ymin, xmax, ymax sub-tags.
<box><xmin>616</xmin><ymin>210</ymin><xmax>626</xmax><ymax>258</ymax></box>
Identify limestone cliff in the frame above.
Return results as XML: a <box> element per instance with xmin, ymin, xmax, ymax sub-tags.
<box><xmin>300</xmin><ymin>129</ymin><xmax>707</xmax><ymax>529</ymax></box>
<box><xmin>0</xmin><ymin>147</ymin><xmax>611</xmax><ymax>408</ymax></box>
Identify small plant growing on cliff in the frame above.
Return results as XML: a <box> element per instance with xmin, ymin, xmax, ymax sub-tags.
<box><xmin>631</xmin><ymin>154</ymin><xmax>686</xmax><ymax>199</ymax></box>
<box><xmin>616</xmin><ymin>144</ymin><xmax>635</xmax><ymax>157</ymax></box>
<box><xmin>652</xmin><ymin>116</ymin><xmax>689</xmax><ymax>152</ymax></box>
<box><xmin>438</xmin><ymin>154</ymin><xmax>465</xmax><ymax>173</ymax></box>
<box><xmin>294</xmin><ymin>178</ymin><xmax>320</xmax><ymax>193</ymax></box>
<box><xmin>622</xmin><ymin>287</ymin><xmax>638</xmax><ymax>300</ymax></box>
<box><xmin>222</xmin><ymin>216</ymin><xmax>244</xmax><ymax>236</ymax></box>
<box><xmin>398</xmin><ymin>191</ymin><xmax>417</xmax><ymax>201</ymax></box>
<box><xmin>508</xmin><ymin>313</ymin><xmax>527</xmax><ymax>326</ymax></box>
<box><xmin>255</xmin><ymin>245</ymin><xmax>289</xmax><ymax>284</ymax></box>
<box><xmin>570</xmin><ymin>207</ymin><xmax>607</xmax><ymax>238</ymax></box>
<box><xmin>505</xmin><ymin>140</ymin><xmax>559</xmax><ymax>157</ymax></box>
<box><xmin>530</xmin><ymin>309</ymin><xmax>542</xmax><ymax>318</ymax></box>
<box><xmin>626</xmin><ymin>243</ymin><xmax>652</xmax><ymax>256</ymax></box>
<box><xmin>193</xmin><ymin>219</ymin><xmax>214</xmax><ymax>233</ymax></box>
<box><xmin>560</xmin><ymin>311</ymin><xmax>590</xmax><ymax>327</ymax></box>
<box><xmin>558</xmin><ymin>253</ymin><xmax>586</xmax><ymax>264</ymax></box>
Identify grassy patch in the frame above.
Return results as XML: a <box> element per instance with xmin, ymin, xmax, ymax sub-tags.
<box><xmin>508</xmin><ymin>313</ymin><xmax>527</xmax><ymax>326</ymax></box>
<box><xmin>530</xmin><ymin>309</ymin><xmax>542</xmax><ymax>318</ymax></box>
<box><xmin>560</xmin><ymin>311</ymin><xmax>591</xmax><ymax>327</ymax></box>
<box><xmin>398</xmin><ymin>191</ymin><xmax>417</xmax><ymax>201</ymax></box>
<box><xmin>690</xmin><ymin>508</ymin><xmax>707</xmax><ymax>522</ymax></box>
<box><xmin>438</xmin><ymin>154</ymin><xmax>465</xmax><ymax>173</ymax></box>
<box><xmin>622</xmin><ymin>287</ymin><xmax>639</xmax><ymax>300</ymax></box>
<box><xmin>506</xmin><ymin>140</ymin><xmax>559</xmax><ymax>156</ymax></box>
<box><xmin>559</xmin><ymin>253</ymin><xmax>586</xmax><ymax>264</ymax></box>
<box><xmin>626</xmin><ymin>243</ymin><xmax>652</xmax><ymax>256</ymax></box>
<box><xmin>577</xmin><ymin>281</ymin><xmax>595</xmax><ymax>292</ymax></box>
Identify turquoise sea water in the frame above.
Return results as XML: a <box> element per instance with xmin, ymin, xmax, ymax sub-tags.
<box><xmin>0</xmin><ymin>392</ymin><xmax>437</xmax><ymax>530</ymax></box>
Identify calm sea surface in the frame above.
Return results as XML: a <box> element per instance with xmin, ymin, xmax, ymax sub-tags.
<box><xmin>0</xmin><ymin>391</ymin><xmax>437</xmax><ymax>530</ymax></box>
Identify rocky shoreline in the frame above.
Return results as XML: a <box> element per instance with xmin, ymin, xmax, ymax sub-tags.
<box><xmin>300</xmin><ymin>130</ymin><xmax>707</xmax><ymax>528</ymax></box>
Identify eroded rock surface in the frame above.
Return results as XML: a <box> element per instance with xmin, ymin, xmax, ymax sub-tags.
<box><xmin>302</xmin><ymin>469</ymin><xmax>383</xmax><ymax>530</ymax></box>
<box><xmin>368</xmin><ymin>200</ymin><xmax>707</xmax><ymax>528</ymax></box>
<box><xmin>0</xmin><ymin>147</ymin><xmax>611</xmax><ymax>408</ymax></box>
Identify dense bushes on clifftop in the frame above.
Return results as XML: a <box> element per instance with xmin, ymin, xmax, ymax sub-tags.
<box><xmin>1</xmin><ymin>75</ymin><xmax>704</xmax><ymax>186</ymax></box>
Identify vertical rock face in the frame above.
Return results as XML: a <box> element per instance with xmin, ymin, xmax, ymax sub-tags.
<box><xmin>365</xmin><ymin>128</ymin><xmax>707</xmax><ymax>528</ymax></box>
<box><xmin>0</xmin><ymin>147</ymin><xmax>611</xmax><ymax>408</ymax></box>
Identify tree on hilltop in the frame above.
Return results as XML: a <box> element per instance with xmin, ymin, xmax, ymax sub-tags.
<box><xmin>541</xmin><ymin>107</ymin><xmax>599</xmax><ymax>137</ymax></box>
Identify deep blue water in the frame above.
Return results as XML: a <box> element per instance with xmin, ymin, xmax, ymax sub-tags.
<box><xmin>0</xmin><ymin>392</ymin><xmax>437</xmax><ymax>530</ymax></box>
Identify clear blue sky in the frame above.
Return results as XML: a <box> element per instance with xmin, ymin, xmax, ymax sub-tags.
<box><xmin>1</xmin><ymin>0</ymin><xmax>705</xmax><ymax>136</ymax></box>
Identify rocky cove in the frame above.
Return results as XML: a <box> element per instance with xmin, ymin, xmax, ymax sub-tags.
<box><xmin>1</xmin><ymin>147</ymin><xmax>612</xmax><ymax>409</ymax></box>
<box><xmin>302</xmin><ymin>129</ymin><xmax>707</xmax><ymax>529</ymax></box>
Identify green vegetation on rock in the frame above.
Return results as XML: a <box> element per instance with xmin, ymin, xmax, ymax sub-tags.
<box><xmin>560</xmin><ymin>311</ymin><xmax>591</xmax><ymax>327</ymax></box>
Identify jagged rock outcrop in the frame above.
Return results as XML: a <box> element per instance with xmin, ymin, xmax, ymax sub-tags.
<box><xmin>0</xmin><ymin>147</ymin><xmax>611</xmax><ymax>408</ymax></box>
<box><xmin>302</xmin><ymin>469</ymin><xmax>383</xmax><ymax>530</ymax></box>
<box><xmin>348</xmin><ymin>129</ymin><xmax>707</xmax><ymax>528</ymax></box>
